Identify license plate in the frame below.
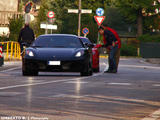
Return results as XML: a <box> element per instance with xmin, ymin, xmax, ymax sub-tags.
<box><xmin>48</xmin><ymin>61</ymin><xmax>61</xmax><ymax>65</ymax></box>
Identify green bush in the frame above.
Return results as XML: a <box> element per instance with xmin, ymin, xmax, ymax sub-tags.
<box><xmin>0</xmin><ymin>36</ymin><xmax>9</xmax><ymax>42</ymax></box>
<box><xmin>138</xmin><ymin>34</ymin><xmax>160</xmax><ymax>43</ymax></box>
<box><xmin>8</xmin><ymin>16</ymin><xmax>24</xmax><ymax>41</ymax></box>
<box><xmin>120</xmin><ymin>44</ymin><xmax>137</xmax><ymax>56</ymax></box>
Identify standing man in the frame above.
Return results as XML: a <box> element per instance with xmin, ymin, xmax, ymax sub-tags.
<box><xmin>97</xmin><ymin>25</ymin><xmax>120</xmax><ymax>73</ymax></box>
<box><xmin>18</xmin><ymin>23</ymin><xmax>35</xmax><ymax>52</ymax></box>
<box><xmin>102</xmin><ymin>25</ymin><xmax>121</xmax><ymax>71</ymax></box>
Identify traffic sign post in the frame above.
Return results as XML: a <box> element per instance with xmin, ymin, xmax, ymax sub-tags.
<box><xmin>95</xmin><ymin>8</ymin><xmax>105</xmax><ymax>44</ymax></box>
<box><xmin>47</xmin><ymin>11</ymin><xmax>55</xmax><ymax>19</ymax></box>
<box><xmin>96</xmin><ymin>8</ymin><xmax>104</xmax><ymax>16</ymax></box>
<box><xmin>40</xmin><ymin>23</ymin><xmax>57</xmax><ymax>34</ymax></box>
<box><xmin>94</xmin><ymin>16</ymin><xmax>105</xmax><ymax>26</ymax></box>
<box><xmin>82</xmin><ymin>27</ymin><xmax>89</xmax><ymax>37</ymax></box>
<box><xmin>68</xmin><ymin>4</ymin><xmax>92</xmax><ymax>36</ymax></box>
<box><xmin>44</xmin><ymin>11</ymin><xmax>55</xmax><ymax>34</ymax></box>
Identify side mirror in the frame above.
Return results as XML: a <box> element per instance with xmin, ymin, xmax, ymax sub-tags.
<box><xmin>84</xmin><ymin>43</ymin><xmax>94</xmax><ymax>48</ymax></box>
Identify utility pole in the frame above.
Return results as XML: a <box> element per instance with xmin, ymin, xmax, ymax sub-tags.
<box><xmin>78</xmin><ymin>0</ymin><xmax>81</xmax><ymax>36</ymax></box>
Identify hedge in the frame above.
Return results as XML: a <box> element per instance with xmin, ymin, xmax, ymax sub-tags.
<box><xmin>138</xmin><ymin>34</ymin><xmax>160</xmax><ymax>43</ymax></box>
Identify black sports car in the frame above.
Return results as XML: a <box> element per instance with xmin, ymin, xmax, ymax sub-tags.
<box><xmin>22</xmin><ymin>34</ymin><xmax>93</xmax><ymax>76</ymax></box>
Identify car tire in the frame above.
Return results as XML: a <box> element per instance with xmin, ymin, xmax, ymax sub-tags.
<box><xmin>23</xmin><ymin>68</ymin><xmax>38</xmax><ymax>76</ymax></box>
<box><xmin>80</xmin><ymin>62</ymin><xmax>93</xmax><ymax>76</ymax></box>
<box><xmin>22</xmin><ymin>63</ymin><xmax>38</xmax><ymax>76</ymax></box>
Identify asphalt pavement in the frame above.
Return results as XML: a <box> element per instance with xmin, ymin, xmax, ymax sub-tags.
<box><xmin>0</xmin><ymin>58</ymin><xmax>160</xmax><ymax>120</ymax></box>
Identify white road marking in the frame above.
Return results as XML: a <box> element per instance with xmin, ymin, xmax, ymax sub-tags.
<box><xmin>153</xmin><ymin>84</ymin><xmax>160</xmax><ymax>87</ymax></box>
<box><xmin>0</xmin><ymin>67</ymin><xmax>21</xmax><ymax>72</ymax></box>
<box><xmin>141</xmin><ymin>109</ymin><xmax>160</xmax><ymax>120</ymax></box>
<box><xmin>0</xmin><ymin>65</ymin><xmax>107</xmax><ymax>90</ymax></box>
<box><xmin>0</xmin><ymin>62</ymin><xmax>108</xmax><ymax>90</ymax></box>
<box><xmin>0</xmin><ymin>92</ymin><xmax>23</xmax><ymax>97</ymax></box>
<box><xmin>50</xmin><ymin>94</ymin><xmax>89</xmax><ymax>98</ymax></box>
<box><xmin>0</xmin><ymin>77</ymin><xmax>86</xmax><ymax>90</ymax></box>
<box><xmin>64</xmin><ymin>81</ymin><xmax>88</xmax><ymax>84</ymax></box>
<box><xmin>120</xmin><ymin>65</ymin><xmax>160</xmax><ymax>70</ymax></box>
<box><xmin>107</xmin><ymin>83</ymin><xmax>132</xmax><ymax>86</ymax></box>
<box><xmin>101</xmin><ymin>61</ymin><xmax>160</xmax><ymax>70</ymax></box>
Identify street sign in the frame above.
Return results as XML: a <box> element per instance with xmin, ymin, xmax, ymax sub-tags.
<box><xmin>68</xmin><ymin>6</ymin><xmax>92</xmax><ymax>36</ymax></box>
<box><xmin>68</xmin><ymin>9</ymin><xmax>92</xmax><ymax>14</ymax></box>
<box><xmin>81</xmin><ymin>9</ymin><xmax>92</xmax><ymax>14</ymax></box>
<box><xmin>40</xmin><ymin>24</ymin><xmax>57</xmax><ymax>30</ymax></box>
<box><xmin>96</xmin><ymin>8</ymin><xmax>104</xmax><ymax>16</ymax></box>
<box><xmin>82</xmin><ymin>27</ymin><xmax>89</xmax><ymax>35</ymax></box>
<box><xmin>48</xmin><ymin>18</ymin><xmax>56</xmax><ymax>24</ymax></box>
<box><xmin>94</xmin><ymin>16</ymin><xmax>105</xmax><ymax>26</ymax></box>
<box><xmin>25</xmin><ymin>2</ymin><xmax>32</xmax><ymax>13</ymax></box>
<box><xmin>47</xmin><ymin>11</ymin><xmax>55</xmax><ymax>19</ymax></box>
<box><xmin>68</xmin><ymin>9</ymin><xmax>78</xmax><ymax>13</ymax></box>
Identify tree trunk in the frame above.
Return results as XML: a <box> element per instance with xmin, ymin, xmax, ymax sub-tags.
<box><xmin>137</xmin><ymin>8</ymin><xmax>143</xmax><ymax>37</ymax></box>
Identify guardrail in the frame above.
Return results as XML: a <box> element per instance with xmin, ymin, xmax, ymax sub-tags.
<box><xmin>0</xmin><ymin>41</ymin><xmax>21</xmax><ymax>60</ymax></box>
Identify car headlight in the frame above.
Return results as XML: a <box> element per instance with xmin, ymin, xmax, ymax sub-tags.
<box><xmin>26</xmin><ymin>50</ymin><xmax>34</xmax><ymax>57</ymax></box>
<box><xmin>75</xmin><ymin>51</ymin><xmax>84</xmax><ymax>57</ymax></box>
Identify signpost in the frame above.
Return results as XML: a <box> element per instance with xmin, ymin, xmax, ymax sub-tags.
<box><xmin>96</xmin><ymin>8</ymin><xmax>104</xmax><ymax>16</ymax></box>
<box><xmin>47</xmin><ymin>11</ymin><xmax>55</xmax><ymax>19</ymax></box>
<box><xmin>43</xmin><ymin>11</ymin><xmax>56</xmax><ymax>34</ymax></box>
<box><xmin>95</xmin><ymin>8</ymin><xmax>105</xmax><ymax>43</ymax></box>
<box><xmin>68</xmin><ymin>9</ymin><xmax>92</xmax><ymax>14</ymax></box>
<box><xmin>94</xmin><ymin>16</ymin><xmax>106</xmax><ymax>26</ymax></box>
<box><xmin>82</xmin><ymin>27</ymin><xmax>89</xmax><ymax>37</ymax></box>
<box><xmin>40</xmin><ymin>24</ymin><xmax>57</xmax><ymax>30</ymax></box>
<box><xmin>68</xmin><ymin>0</ymin><xmax>92</xmax><ymax>36</ymax></box>
<box><xmin>94</xmin><ymin>8</ymin><xmax>105</xmax><ymax>26</ymax></box>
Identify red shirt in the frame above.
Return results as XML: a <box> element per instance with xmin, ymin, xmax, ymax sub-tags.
<box><xmin>105</xmin><ymin>27</ymin><xmax>121</xmax><ymax>48</ymax></box>
<box><xmin>95</xmin><ymin>27</ymin><xmax>121</xmax><ymax>49</ymax></box>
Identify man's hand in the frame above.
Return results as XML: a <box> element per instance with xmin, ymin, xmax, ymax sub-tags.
<box><xmin>112</xmin><ymin>42</ymin><xmax>115</xmax><ymax>47</ymax></box>
<box><xmin>95</xmin><ymin>44</ymin><xmax>102</xmax><ymax>48</ymax></box>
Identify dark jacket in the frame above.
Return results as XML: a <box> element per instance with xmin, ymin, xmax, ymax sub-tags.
<box><xmin>18</xmin><ymin>25</ymin><xmax>35</xmax><ymax>44</ymax></box>
<box><xmin>103</xmin><ymin>29</ymin><xmax>117</xmax><ymax>47</ymax></box>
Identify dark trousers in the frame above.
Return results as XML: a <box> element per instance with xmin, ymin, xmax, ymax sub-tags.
<box><xmin>108</xmin><ymin>45</ymin><xmax>118</xmax><ymax>71</ymax></box>
<box><xmin>20</xmin><ymin>42</ymin><xmax>30</xmax><ymax>53</ymax></box>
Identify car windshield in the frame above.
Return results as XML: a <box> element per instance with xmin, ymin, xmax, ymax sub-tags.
<box><xmin>32</xmin><ymin>36</ymin><xmax>83</xmax><ymax>48</ymax></box>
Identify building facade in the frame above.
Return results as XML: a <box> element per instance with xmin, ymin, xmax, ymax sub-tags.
<box><xmin>0</xmin><ymin>0</ymin><xmax>20</xmax><ymax>36</ymax></box>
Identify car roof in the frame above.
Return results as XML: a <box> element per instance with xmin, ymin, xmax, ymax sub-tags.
<box><xmin>39</xmin><ymin>34</ymin><xmax>78</xmax><ymax>38</ymax></box>
<box><xmin>79</xmin><ymin>36</ymin><xmax>88</xmax><ymax>39</ymax></box>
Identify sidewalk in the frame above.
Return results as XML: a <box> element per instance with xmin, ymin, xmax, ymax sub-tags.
<box><xmin>0</xmin><ymin>61</ymin><xmax>22</xmax><ymax>71</ymax></box>
<box><xmin>144</xmin><ymin>58</ymin><xmax>160</xmax><ymax>64</ymax></box>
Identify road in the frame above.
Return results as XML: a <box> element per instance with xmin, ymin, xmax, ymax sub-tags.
<box><xmin>0</xmin><ymin>58</ymin><xmax>160</xmax><ymax>120</ymax></box>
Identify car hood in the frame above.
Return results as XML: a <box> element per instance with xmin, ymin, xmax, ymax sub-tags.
<box><xmin>28</xmin><ymin>48</ymin><xmax>84</xmax><ymax>60</ymax></box>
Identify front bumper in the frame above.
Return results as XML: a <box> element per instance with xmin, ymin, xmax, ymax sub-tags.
<box><xmin>23</xmin><ymin>58</ymin><xmax>86</xmax><ymax>72</ymax></box>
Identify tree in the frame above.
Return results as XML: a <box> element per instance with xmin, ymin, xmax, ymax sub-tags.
<box><xmin>116</xmin><ymin>0</ymin><xmax>160</xmax><ymax>36</ymax></box>
<box><xmin>103</xmin><ymin>7</ymin><xmax>136</xmax><ymax>36</ymax></box>
<box><xmin>35</xmin><ymin>0</ymin><xmax>106</xmax><ymax>43</ymax></box>
<box><xmin>9</xmin><ymin>16</ymin><xmax>24</xmax><ymax>41</ymax></box>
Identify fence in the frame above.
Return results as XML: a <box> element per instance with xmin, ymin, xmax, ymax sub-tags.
<box><xmin>0</xmin><ymin>41</ymin><xmax>21</xmax><ymax>60</ymax></box>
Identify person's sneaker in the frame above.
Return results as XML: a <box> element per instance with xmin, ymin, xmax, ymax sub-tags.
<box><xmin>104</xmin><ymin>69</ymin><xmax>112</xmax><ymax>73</ymax></box>
<box><xmin>111</xmin><ymin>69</ymin><xmax>117</xmax><ymax>73</ymax></box>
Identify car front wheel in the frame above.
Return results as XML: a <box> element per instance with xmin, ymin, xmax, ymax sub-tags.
<box><xmin>22</xmin><ymin>62</ymin><xmax>38</xmax><ymax>76</ymax></box>
<box><xmin>80</xmin><ymin>62</ymin><xmax>93</xmax><ymax>76</ymax></box>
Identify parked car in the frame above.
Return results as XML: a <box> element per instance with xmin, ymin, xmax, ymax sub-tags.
<box><xmin>79</xmin><ymin>37</ymin><xmax>100</xmax><ymax>72</ymax></box>
<box><xmin>22</xmin><ymin>34</ymin><xmax>93</xmax><ymax>76</ymax></box>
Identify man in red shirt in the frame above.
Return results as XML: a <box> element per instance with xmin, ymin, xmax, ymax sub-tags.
<box><xmin>103</xmin><ymin>25</ymin><xmax>121</xmax><ymax>71</ymax></box>
<box><xmin>96</xmin><ymin>25</ymin><xmax>121</xmax><ymax>73</ymax></box>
